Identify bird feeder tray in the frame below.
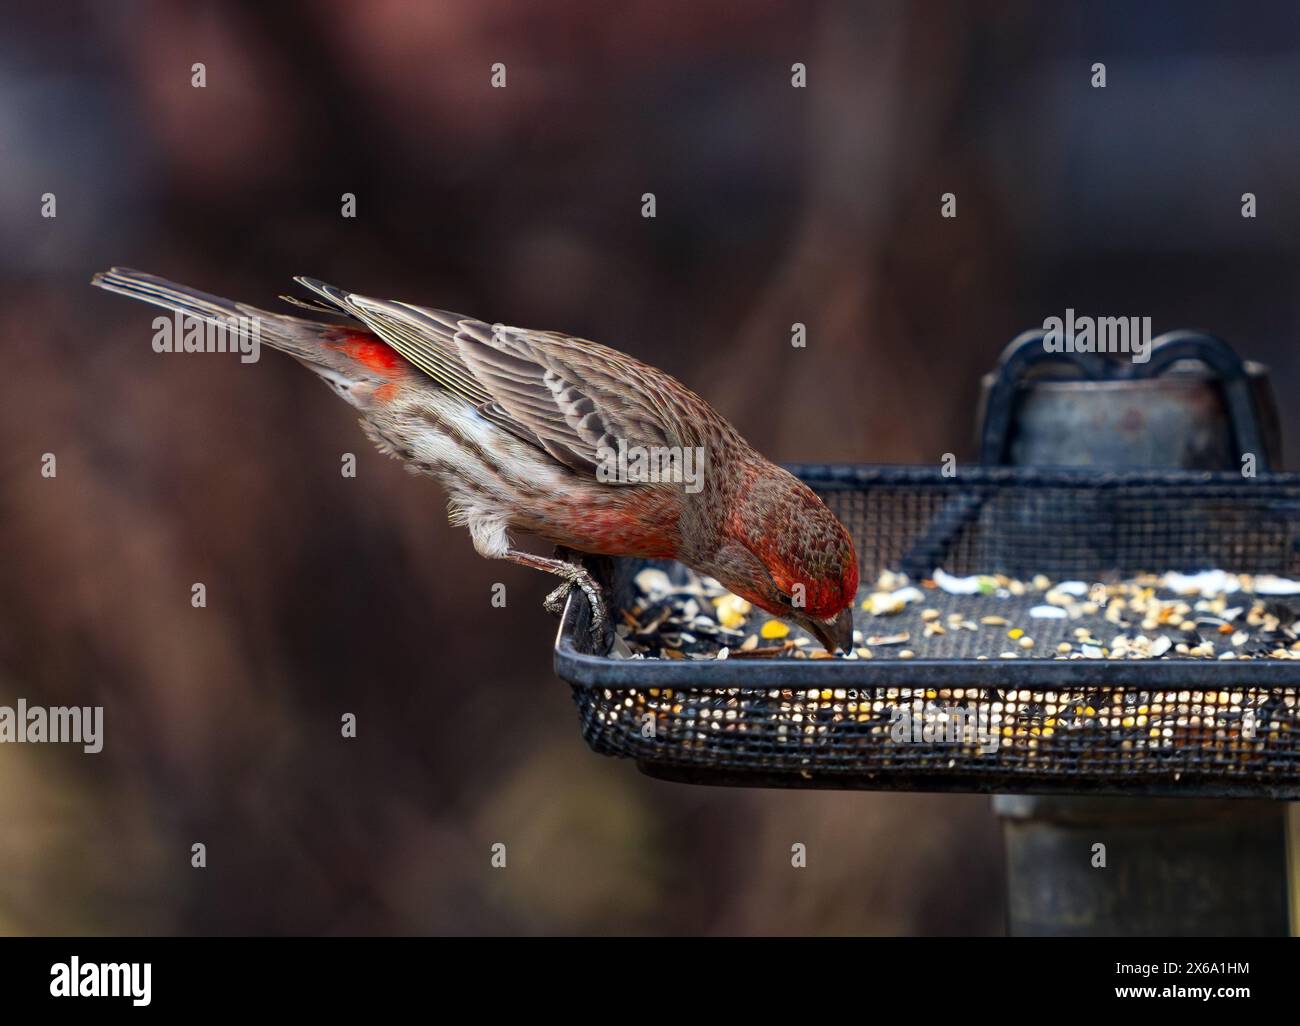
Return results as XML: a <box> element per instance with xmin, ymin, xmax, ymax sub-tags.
<box><xmin>555</xmin><ymin>464</ymin><xmax>1300</xmax><ymax>797</ymax></box>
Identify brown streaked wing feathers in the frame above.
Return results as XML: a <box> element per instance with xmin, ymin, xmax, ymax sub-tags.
<box><xmin>452</xmin><ymin>324</ymin><xmax>683</xmax><ymax>476</ymax></box>
<box><xmin>292</xmin><ymin>278</ymin><xmax>697</xmax><ymax>479</ymax></box>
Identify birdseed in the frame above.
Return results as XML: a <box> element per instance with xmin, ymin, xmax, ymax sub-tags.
<box><xmin>617</xmin><ymin>565</ymin><xmax>1300</xmax><ymax>665</ymax></box>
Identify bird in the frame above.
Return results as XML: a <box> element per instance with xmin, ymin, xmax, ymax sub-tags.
<box><xmin>90</xmin><ymin>268</ymin><xmax>859</xmax><ymax>652</ymax></box>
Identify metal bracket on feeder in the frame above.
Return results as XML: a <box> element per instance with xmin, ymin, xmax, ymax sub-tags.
<box><xmin>979</xmin><ymin>328</ymin><xmax>1291</xmax><ymax>937</ymax></box>
<box><xmin>977</xmin><ymin>329</ymin><xmax>1280</xmax><ymax>470</ymax></box>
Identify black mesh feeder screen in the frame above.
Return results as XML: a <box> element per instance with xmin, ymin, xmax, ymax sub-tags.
<box><xmin>556</xmin><ymin>465</ymin><xmax>1300</xmax><ymax>798</ymax></box>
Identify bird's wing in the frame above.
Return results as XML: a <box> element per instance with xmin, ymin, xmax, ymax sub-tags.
<box><xmin>293</xmin><ymin>278</ymin><xmax>693</xmax><ymax>477</ymax></box>
<box><xmin>452</xmin><ymin>320</ymin><xmax>682</xmax><ymax>476</ymax></box>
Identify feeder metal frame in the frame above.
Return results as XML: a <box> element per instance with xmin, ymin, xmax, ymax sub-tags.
<box><xmin>555</xmin><ymin>464</ymin><xmax>1300</xmax><ymax>797</ymax></box>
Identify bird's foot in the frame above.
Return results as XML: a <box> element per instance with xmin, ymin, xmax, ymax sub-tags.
<box><xmin>544</xmin><ymin>568</ymin><xmax>609</xmax><ymax>640</ymax></box>
<box><xmin>504</xmin><ymin>545</ymin><xmax>610</xmax><ymax>648</ymax></box>
<box><xmin>542</xmin><ymin>579</ymin><xmax>572</xmax><ymax>617</ymax></box>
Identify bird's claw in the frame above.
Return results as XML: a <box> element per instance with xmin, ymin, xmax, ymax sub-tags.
<box><xmin>544</xmin><ymin>567</ymin><xmax>609</xmax><ymax>644</ymax></box>
<box><xmin>543</xmin><ymin>579</ymin><xmax>573</xmax><ymax>616</ymax></box>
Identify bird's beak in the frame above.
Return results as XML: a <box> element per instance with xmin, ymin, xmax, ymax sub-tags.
<box><xmin>810</xmin><ymin>607</ymin><xmax>854</xmax><ymax>654</ymax></box>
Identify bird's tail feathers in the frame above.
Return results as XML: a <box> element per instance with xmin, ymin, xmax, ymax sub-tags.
<box><xmin>90</xmin><ymin>267</ymin><xmax>349</xmax><ymax>361</ymax></box>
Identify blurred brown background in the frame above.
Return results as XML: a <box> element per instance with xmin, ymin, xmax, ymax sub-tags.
<box><xmin>3</xmin><ymin>0</ymin><xmax>1300</xmax><ymax>935</ymax></box>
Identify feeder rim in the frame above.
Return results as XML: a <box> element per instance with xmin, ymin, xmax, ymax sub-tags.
<box><xmin>556</xmin><ymin>596</ymin><xmax>1300</xmax><ymax>688</ymax></box>
<box><xmin>779</xmin><ymin>463</ymin><xmax>1300</xmax><ymax>488</ymax></box>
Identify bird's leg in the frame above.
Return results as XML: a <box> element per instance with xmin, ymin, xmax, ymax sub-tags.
<box><xmin>504</xmin><ymin>547</ymin><xmax>608</xmax><ymax>639</ymax></box>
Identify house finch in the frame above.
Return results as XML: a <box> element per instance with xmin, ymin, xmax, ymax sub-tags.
<box><xmin>91</xmin><ymin>269</ymin><xmax>858</xmax><ymax>651</ymax></box>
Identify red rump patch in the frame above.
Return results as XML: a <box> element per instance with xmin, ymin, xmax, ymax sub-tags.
<box><xmin>329</xmin><ymin>335</ymin><xmax>404</xmax><ymax>376</ymax></box>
